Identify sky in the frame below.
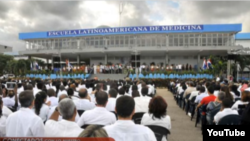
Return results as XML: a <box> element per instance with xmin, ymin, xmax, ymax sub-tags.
<box><xmin>0</xmin><ymin>0</ymin><xmax>250</xmax><ymax>51</ymax></box>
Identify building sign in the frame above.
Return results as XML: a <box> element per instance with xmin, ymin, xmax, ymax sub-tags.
<box><xmin>47</xmin><ymin>25</ymin><xmax>203</xmax><ymax>37</ymax></box>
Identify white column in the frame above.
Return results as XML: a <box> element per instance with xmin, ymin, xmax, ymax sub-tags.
<box><xmin>77</xmin><ymin>55</ymin><xmax>80</xmax><ymax>65</ymax></box>
<box><xmin>197</xmin><ymin>54</ymin><xmax>200</xmax><ymax>70</ymax></box>
<box><xmin>105</xmin><ymin>54</ymin><xmax>108</xmax><ymax>65</ymax></box>
<box><xmin>165</xmin><ymin>53</ymin><xmax>169</xmax><ymax>67</ymax></box>
<box><xmin>227</xmin><ymin>60</ymin><xmax>231</xmax><ymax>80</ymax></box>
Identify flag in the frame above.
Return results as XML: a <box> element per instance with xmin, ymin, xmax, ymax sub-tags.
<box><xmin>35</xmin><ymin>61</ymin><xmax>39</xmax><ymax>70</ymax></box>
<box><xmin>203</xmin><ymin>59</ymin><xmax>207</xmax><ymax>70</ymax></box>
<box><xmin>66</xmin><ymin>59</ymin><xmax>72</xmax><ymax>71</ymax></box>
<box><xmin>30</xmin><ymin>62</ymin><xmax>33</xmax><ymax>70</ymax></box>
<box><xmin>207</xmin><ymin>59</ymin><xmax>212</xmax><ymax>69</ymax></box>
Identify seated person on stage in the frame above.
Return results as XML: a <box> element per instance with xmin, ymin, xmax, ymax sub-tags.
<box><xmin>214</xmin><ymin>98</ymin><xmax>239</xmax><ymax>125</ymax></box>
<box><xmin>141</xmin><ymin>96</ymin><xmax>171</xmax><ymax>141</ymax></box>
<box><xmin>106</xmin><ymin>89</ymin><xmax>118</xmax><ymax>112</ymax></box>
<box><xmin>104</xmin><ymin>96</ymin><xmax>157</xmax><ymax>141</ymax></box>
<box><xmin>6</xmin><ymin>90</ymin><xmax>45</xmax><ymax>137</ymax></box>
<box><xmin>45</xmin><ymin>98</ymin><xmax>83</xmax><ymax>137</ymax></box>
<box><xmin>77</xmin><ymin>91</ymin><xmax>116</xmax><ymax>127</ymax></box>
<box><xmin>73</xmin><ymin>88</ymin><xmax>95</xmax><ymax>111</ymax></box>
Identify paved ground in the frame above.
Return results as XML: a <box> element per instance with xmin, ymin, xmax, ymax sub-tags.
<box><xmin>156</xmin><ymin>88</ymin><xmax>202</xmax><ymax>141</ymax></box>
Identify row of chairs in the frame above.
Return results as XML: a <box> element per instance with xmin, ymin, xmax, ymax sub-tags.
<box><xmin>26</xmin><ymin>74</ymin><xmax>90</xmax><ymax>79</ymax></box>
<box><xmin>129</xmin><ymin>73</ymin><xmax>214</xmax><ymax>80</ymax></box>
<box><xmin>171</xmin><ymin>85</ymin><xmax>244</xmax><ymax>127</ymax></box>
<box><xmin>77</xmin><ymin>110</ymin><xmax>170</xmax><ymax>141</ymax></box>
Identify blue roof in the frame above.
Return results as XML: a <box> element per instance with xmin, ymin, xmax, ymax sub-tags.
<box><xmin>235</xmin><ymin>33</ymin><xmax>250</xmax><ymax>40</ymax></box>
<box><xmin>19</xmin><ymin>23</ymin><xmax>242</xmax><ymax>40</ymax></box>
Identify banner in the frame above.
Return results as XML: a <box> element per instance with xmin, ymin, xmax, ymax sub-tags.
<box><xmin>0</xmin><ymin>137</ymin><xmax>114</xmax><ymax>141</ymax></box>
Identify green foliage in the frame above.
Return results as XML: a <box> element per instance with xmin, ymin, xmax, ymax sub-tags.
<box><xmin>209</xmin><ymin>55</ymin><xmax>227</xmax><ymax>76</ymax></box>
<box><xmin>0</xmin><ymin>54</ymin><xmax>14</xmax><ymax>75</ymax></box>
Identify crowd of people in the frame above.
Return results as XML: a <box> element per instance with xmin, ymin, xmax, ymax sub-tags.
<box><xmin>0</xmin><ymin>77</ymin><xmax>172</xmax><ymax>141</ymax></box>
<box><xmin>168</xmin><ymin>79</ymin><xmax>250</xmax><ymax>126</ymax></box>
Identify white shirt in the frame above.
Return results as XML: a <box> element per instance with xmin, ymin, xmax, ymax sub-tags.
<box><xmin>141</xmin><ymin>113</ymin><xmax>170</xmax><ymax>141</ymax></box>
<box><xmin>89</xmin><ymin>93</ymin><xmax>96</xmax><ymax>104</ymax></box>
<box><xmin>0</xmin><ymin>116</ymin><xmax>7</xmax><ymax>137</ymax></box>
<box><xmin>2</xmin><ymin>97</ymin><xmax>15</xmax><ymax>108</ymax></box>
<box><xmin>57</xmin><ymin>90</ymin><xmax>68</xmax><ymax>98</ymax></box>
<box><xmin>6</xmin><ymin>108</ymin><xmax>45</xmax><ymax>137</ymax></box>
<box><xmin>214</xmin><ymin>108</ymin><xmax>239</xmax><ymax>124</ymax></box>
<box><xmin>47</xmin><ymin>106</ymin><xmax>80</xmax><ymax>122</ymax></box>
<box><xmin>74</xmin><ymin>91</ymin><xmax>79</xmax><ymax>97</ymax></box>
<box><xmin>214</xmin><ymin>90</ymin><xmax>219</xmax><ymax>97</ymax></box>
<box><xmin>134</xmin><ymin>96</ymin><xmax>151</xmax><ymax>113</ymax></box>
<box><xmin>189</xmin><ymin>91</ymin><xmax>199</xmax><ymax>100</ymax></box>
<box><xmin>104</xmin><ymin>120</ymin><xmax>157</xmax><ymax>141</ymax></box>
<box><xmin>106</xmin><ymin>98</ymin><xmax>117</xmax><ymax>111</ymax></box>
<box><xmin>2</xmin><ymin>105</ymin><xmax>13</xmax><ymax>118</ymax></box>
<box><xmin>141</xmin><ymin>113</ymin><xmax>171</xmax><ymax>130</ymax></box>
<box><xmin>77</xmin><ymin>107</ymin><xmax>116</xmax><ymax>126</ymax></box>
<box><xmin>33</xmin><ymin>104</ymin><xmax>50</xmax><ymax>122</ymax></box>
<box><xmin>33</xmin><ymin>89</ymin><xmax>42</xmax><ymax>96</ymax></box>
<box><xmin>195</xmin><ymin>93</ymin><xmax>208</xmax><ymax>103</ymax></box>
<box><xmin>230</xmin><ymin>91</ymin><xmax>241</xmax><ymax>99</ymax></box>
<box><xmin>231</xmin><ymin>100</ymin><xmax>249</xmax><ymax>110</ymax></box>
<box><xmin>48</xmin><ymin>96</ymin><xmax>58</xmax><ymax>107</ymax></box>
<box><xmin>73</xmin><ymin>99</ymin><xmax>95</xmax><ymax>111</ymax></box>
<box><xmin>45</xmin><ymin>119</ymin><xmax>83</xmax><ymax>137</ymax></box>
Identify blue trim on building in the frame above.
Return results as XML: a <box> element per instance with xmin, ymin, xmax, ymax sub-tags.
<box><xmin>235</xmin><ymin>33</ymin><xmax>250</xmax><ymax>40</ymax></box>
<box><xmin>19</xmin><ymin>24</ymin><xmax>242</xmax><ymax>40</ymax></box>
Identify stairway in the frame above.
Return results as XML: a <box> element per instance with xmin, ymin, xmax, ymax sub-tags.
<box><xmin>89</xmin><ymin>73</ymin><xmax>128</xmax><ymax>80</ymax></box>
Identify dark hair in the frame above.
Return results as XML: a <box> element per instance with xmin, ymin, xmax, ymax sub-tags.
<box><xmin>222</xmin><ymin>98</ymin><xmax>233</xmax><ymax>108</ymax></box>
<box><xmin>207</xmin><ymin>85</ymin><xmax>214</xmax><ymax>94</ymax></box>
<box><xmin>199</xmin><ymin>86</ymin><xmax>205</xmax><ymax>93</ymax></box>
<box><xmin>141</xmin><ymin>87</ymin><xmax>148</xmax><ymax>96</ymax></box>
<box><xmin>47</xmin><ymin>89</ymin><xmax>55</xmax><ymax>97</ymax></box>
<box><xmin>196</xmin><ymin>85</ymin><xmax>201</xmax><ymax>91</ymax></box>
<box><xmin>0</xmin><ymin>97</ymin><xmax>2</xmax><ymax>118</ymax></box>
<box><xmin>63</xmin><ymin>81</ymin><xmax>68</xmax><ymax>87</ymax></box>
<box><xmin>37</xmin><ymin>82</ymin><xmax>44</xmax><ymax>90</ymax></box>
<box><xmin>116</xmin><ymin>96</ymin><xmax>135</xmax><ymax>118</ymax></box>
<box><xmin>118</xmin><ymin>87</ymin><xmax>125</xmax><ymax>95</ymax></box>
<box><xmin>19</xmin><ymin>90</ymin><xmax>34</xmax><ymax>107</ymax></box>
<box><xmin>103</xmin><ymin>83</ymin><xmax>107</xmax><ymax>91</ymax></box>
<box><xmin>214</xmin><ymin>84</ymin><xmax>221</xmax><ymax>91</ymax></box>
<box><xmin>79</xmin><ymin>89</ymin><xmax>88</xmax><ymax>98</ymax></box>
<box><xmin>132</xmin><ymin>85</ymin><xmax>138</xmax><ymax>91</ymax></box>
<box><xmin>34</xmin><ymin>91</ymin><xmax>47</xmax><ymax>115</ymax></box>
<box><xmin>220</xmin><ymin>86</ymin><xmax>234</xmax><ymax>102</ymax></box>
<box><xmin>95</xmin><ymin>91</ymin><xmax>108</xmax><ymax>106</ymax></box>
<box><xmin>182</xmin><ymin>84</ymin><xmax>187</xmax><ymax>91</ymax></box>
<box><xmin>217</xmin><ymin>91</ymin><xmax>226</xmax><ymax>101</ymax></box>
<box><xmin>149</xmin><ymin>96</ymin><xmax>167</xmax><ymax>119</ymax></box>
<box><xmin>132</xmin><ymin>90</ymin><xmax>140</xmax><ymax>98</ymax></box>
<box><xmin>67</xmin><ymin>88</ymin><xmax>74</xmax><ymax>96</ymax></box>
<box><xmin>109</xmin><ymin>88</ymin><xmax>118</xmax><ymax>98</ymax></box>
<box><xmin>230</xmin><ymin>85</ymin><xmax>240</xmax><ymax>97</ymax></box>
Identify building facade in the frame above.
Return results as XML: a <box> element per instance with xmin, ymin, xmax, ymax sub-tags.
<box><xmin>18</xmin><ymin>24</ymin><xmax>250</xmax><ymax>70</ymax></box>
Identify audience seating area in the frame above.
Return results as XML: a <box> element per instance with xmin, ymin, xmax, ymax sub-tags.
<box><xmin>26</xmin><ymin>74</ymin><xmax>90</xmax><ymax>79</ymax></box>
<box><xmin>129</xmin><ymin>73</ymin><xmax>214</xmax><ymax>80</ymax></box>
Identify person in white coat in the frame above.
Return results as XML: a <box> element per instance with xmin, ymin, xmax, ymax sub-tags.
<box><xmin>0</xmin><ymin>97</ymin><xmax>7</xmax><ymax>137</ymax></box>
<box><xmin>141</xmin><ymin>96</ymin><xmax>171</xmax><ymax>141</ymax></box>
<box><xmin>6</xmin><ymin>90</ymin><xmax>45</xmax><ymax>137</ymax></box>
<box><xmin>34</xmin><ymin>91</ymin><xmax>50</xmax><ymax>122</ymax></box>
<box><xmin>104</xmin><ymin>96</ymin><xmax>157</xmax><ymax>141</ymax></box>
<box><xmin>45</xmin><ymin>98</ymin><xmax>83</xmax><ymax>137</ymax></box>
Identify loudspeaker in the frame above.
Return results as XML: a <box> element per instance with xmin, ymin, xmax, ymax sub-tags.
<box><xmin>131</xmin><ymin>55</ymin><xmax>140</xmax><ymax>61</ymax></box>
<box><xmin>53</xmin><ymin>56</ymin><xmax>61</xmax><ymax>62</ymax></box>
<box><xmin>132</xmin><ymin>62</ymin><xmax>140</xmax><ymax>67</ymax></box>
<box><xmin>228</xmin><ymin>55</ymin><xmax>237</xmax><ymax>60</ymax></box>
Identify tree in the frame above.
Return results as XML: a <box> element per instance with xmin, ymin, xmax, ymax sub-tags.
<box><xmin>234</xmin><ymin>55</ymin><xmax>250</xmax><ymax>78</ymax></box>
<box><xmin>0</xmin><ymin>54</ymin><xmax>14</xmax><ymax>74</ymax></box>
<box><xmin>5</xmin><ymin>60</ymin><xmax>17</xmax><ymax>74</ymax></box>
<box><xmin>209</xmin><ymin>55</ymin><xmax>227</xmax><ymax>77</ymax></box>
<box><xmin>15</xmin><ymin>59</ymin><xmax>27</xmax><ymax>76</ymax></box>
